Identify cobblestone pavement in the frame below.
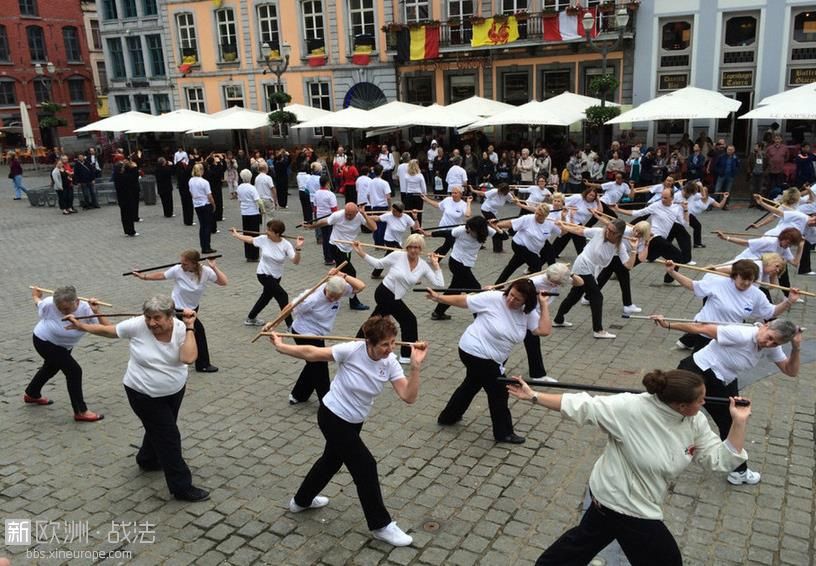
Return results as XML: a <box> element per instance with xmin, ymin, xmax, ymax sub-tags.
<box><xmin>1</xmin><ymin>171</ymin><xmax>814</xmax><ymax>566</ymax></box>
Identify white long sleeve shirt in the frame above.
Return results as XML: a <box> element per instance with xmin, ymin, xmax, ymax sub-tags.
<box><xmin>631</xmin><ymin>201</ymin><xmax>686</xmax><ymax>238</ymax></box>
<box><xmin>561</xmin><ymin>392</ymin><xmax>746</xmax><ymax>520</ymax></box>
<box><xmin>362</xmin><ymin>251</ymin><xmax>443</xmax><ymax>299</ymax></box>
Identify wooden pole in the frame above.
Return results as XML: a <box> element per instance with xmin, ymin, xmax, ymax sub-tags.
<box><xmin>233</xmin><ymin>229</ymin><xmax>302</xmax><ymax>240</ymax></box>
<box><xmin>250</xmin><ymin>261</ymin><xmax>348</xmax><ymax>343</ymax></box>
<box><xmin>30</xmin><ymin>286</ymin><xmax>113</xmax><ymax>307</ymax></box>
<box><xmin>621</xmin><ymin>314</ymin><xmax>756</xmax><ymax>326</ymax></box>
<box><xmin>122</xmin><ymin>255</ymin><xmax>222</xmax><ymax>276</ymax></box>
<box><xmin>484</xmin><ymin>269</ymin><xmax>551</xmax><ymax>290</ymax></box>
<box><xmin>262</xmin><ymin>332</ymin><xmax>421</xmax><ymax>347</ymax></box>
<box><xmin>710</xmin><ymin>231</ymin><xmax>757</xmax><ymax>237</ymax></box>
<box><xmin>414</xmin><ymin>288</ymin><xmax>558</xmax><ymax>295</ymax></box>
<box><xmin>63</xmin><ymin>312</ymin><xmax>140</xmax><ymax>321</ymax></box>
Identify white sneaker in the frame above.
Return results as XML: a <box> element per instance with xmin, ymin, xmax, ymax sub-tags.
<box><xmin>727</xmin><ymin>469</ymin><xmax>761</xmax><ymax>485</ymax></box>
<box><xmin>288</xmin><ymin>394</ymin><xmax>300</xmax><ymax>405</ymax></box>
<box><xmin>593</xmin><ymin>330</ymin><xmax>616</xmax><ymax>339</ymax></box>
<box><xmin>795</xmin><ymin>298</ymin><xmax>804</xmax><ymax>304</ymax></box>
<box><xmin>580</xmin><ymin>297</ymin><xmax>590</xmax><ymax>306</ymax></box>
<box><xmin>289</xmin><ymin>495</ymin><xmax>329</xmax><ymax>512</ymax></box>
<box><xmin>686</xmin><ymin>260</ymin><xmax>697</xmax><ymax>266</ymax></box>
<box><xmin>552</xmin><ymin>321</ymin><xmax>573</xmax><ymax>327</ymax></box>
<box><xmin>803</xmin><ymin>271</ymin><xmax>816</xmax><ymax>276</ymax></box>
<box><xmin>243</xmin><ymin>318</ymin><xmax>265</xmax><ymax>326</ymax></box>
<box><xmin>372</xmin><ymin>522</ymin><xmax>413</xmax><ymax>547</ymax></box>
<box><xmin>622</xmin><ymin>304</ymin><xmax>642</xmax><ymax>315</ymax></box>
<box><xmin>398</xmin><ymin>356</ymin><xmax>411</xmax><ymax>365</ymax></box>
<box><xmin>674</xmin><ymin>340</ymin><xmax>691</xmax><ymax>350</ymax></box>
<box><xmin>526</xmin><ymin>375</ymin><xmax>558</xmax><ymax>384</ymax></box>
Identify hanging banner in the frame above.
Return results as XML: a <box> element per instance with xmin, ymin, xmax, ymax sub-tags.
<box><xmin>471</xmin><ymin>16</ymin><xmax>520</xmax><ymax>47</ymax></box>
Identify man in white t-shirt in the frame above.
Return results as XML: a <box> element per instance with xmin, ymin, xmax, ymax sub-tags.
<box><xmin>445</xmin><ymin>156</ymin><xmax>468</xmax><ymax>193</ymax></box>
<box><xmin>173</xmin><ymin>146</ymin><xmax>189</xmax><ymax>166</ymax></box>
<box><xmin>255</xmin><ymin>162</ymin><xmax>276</xmax><ymax>211</ymax></box>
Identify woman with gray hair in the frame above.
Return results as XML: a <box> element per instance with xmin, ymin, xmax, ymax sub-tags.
<box><xmin>25</xmin><ymin>285</ymin><xmax>107</xmax><ymax>421</ymax></box>
<box><xmin>236</xmin><ymin>168</ymin><xmax>264</xmax><ymax>261</ymax></box>
<box><xmin>66</xmin><ymin>296</ymin><xmax>210</xmax><ymax>502</ymax></box>
<box><xmin>652</xmin><ymin>315</ymin><xmax>803</xmax><ymax>486</ymax></box>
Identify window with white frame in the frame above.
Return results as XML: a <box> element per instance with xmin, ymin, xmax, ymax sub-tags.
<box><xmin>176</xmin><ymin>13</ymin><xmax>198</xmax><ymax>61</ymax></box>
<box><xmin>265</xmin><ymin>83</ymin><xmax>287</xmax><ymax>136</ymax></box>
<box><xmin>19</xmin><ymin>0</ymin><xmax>37</xmax><ymax>16</ymax></box>
<box><xmin>185</xmin><ymin>87</ymin><xmax>205</xmax><ymax>112</ymax></box>
<box><xmin>349</xmin><ymin>0</ymin><xmax>376</xmax><ymax>41</ymax></box>
<box><xmin>126</xmin><ymin>36</ymin><xmax>146</xmax><ymax>78</ymax></box>
<box><xmin>27</xmin><ymin>26</ymin><xmax>46</xmax><ymax>62</ymax></box>
<box><xmin>223</xmin><ymin>84</ymin><xmax>244</xmax><ymax>108</ymax></box>
<box><xmin>122</xmin><ymin>0</ymin><xmax>137</xmax><ymax>19</ymax></box>
<box><xmin>258</xmin><ymin>4</ymin><xmax>280</xmax><ymax>54</ymax></box>
<box><xmin>68</xmin><ymin>77</ymin><xmax>86</xmax><ymax>103</ymax></box>
<box><xmin>153</xmin><ymin>94</ymin><xmax>170</xmax><ymax>113</ymax></box>
<box><xmin>107</xmin><ymin>38</ymin><xmax>126</xmax><ymax>79</ymax></box>
<box><xmin>302</xmin><ymin>1</ymin><xmax>325</xmax><ymax>42</ymax></box>
<box><xmin>115</xmin><ymin>94</ymin><xmax>131</xmax><ymax>112</ymax></box>
<box><xmin>143</xmin><ymin>0</ymin><xmax>157</xmax><ymax>17</ymax></box>
<box><xmin>63</xmin><ymin>27</ymin><xmax>82</xmax><ymax>62</ymax></box>
<box><xmin>308</xmin><ymin>81</ymin><xmax>331</xmax><ymax>136</ymax></box>
<box><xmin>145</xmin><ymin>34</ymin><xmax>165</xmax><ymax>77</ymax></box>
<box><xmin>217</xmin><ymin>8</ymin><xmax>239</xmax><ymax>62</ymax></box>
<box><xmin>405</xmin><ymin>0</ymin><xmax>429</xmax><ymax>23</ymax></box>
<box><xmin>134</xmin><ymin>94</ymin><xmax>150</xmax><ymax>113</ymax></box>
<box><xmin>501</xmin><ymin>0</ymin><xmax>526</xmax><ymax>14</ymax></box>
<box><xmin>447</xmin><ymin>0</ymin><xmax>472</xmax><ymax>19</ymax></box>
<box><xmin>90</xmin><ymin>20</ymin><xmax>102</xmax><ymax>50</ymax></box>
<box><xmin>101</xmin><ymin>0</ymin><xmax>117</xmax><ymax>20</ymax></box>
<box><xmin>33</xmin><ymin>78</ymin><xmax>51</xmax><ymax>103</ymax></box>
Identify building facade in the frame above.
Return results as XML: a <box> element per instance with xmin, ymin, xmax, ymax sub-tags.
<box><xmin>80</xmin><ymin>0</ymin><xmax>108</xmax><ymax>118</ymax></box>
<box><xmin>633</xmin><ymin>0</ymin><xmax>816</xmax><ymax>153</ymax></box>
<box><xmin>98</xmin><ymin>0</ymin><xmax>174</xmax><ymax>116</ymax></box>
<box><xmin>0</xmin><ymin>0</ymin><xmax>99</xmax><ymax>150</ymax></box>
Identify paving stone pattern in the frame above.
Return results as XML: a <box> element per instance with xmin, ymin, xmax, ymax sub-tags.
<box><xmin>0</xmin><ymin>172</ymin><xmax>813</xmax><ymax>565</ymax></box>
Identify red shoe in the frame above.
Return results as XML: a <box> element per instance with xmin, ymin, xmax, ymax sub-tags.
<box><xmin>74</xmin><ymin>411</ymin><xmax>104</xmax><ymax>422</ymax></box>
<box><xmin>24</xmin><ymin>394</ymin><xmax>53</xmax><ymax>405</ymax></box>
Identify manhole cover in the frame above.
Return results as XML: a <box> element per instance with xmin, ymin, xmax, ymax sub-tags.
<box><xmin>422</xmin><ymin>521</ymin><xmax>440</xmax><ymax>532</ymax></box>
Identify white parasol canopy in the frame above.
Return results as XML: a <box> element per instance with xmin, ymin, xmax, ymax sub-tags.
<box><xmin>540</xmin><ymin>91</ymin><xmax>620</xmax><ymax>117</ymax></box>
<box><xmin>363</xmin><ymin>101</ymin><xmax>425</xmax><ymax>128</ymax></box>
<box><xmin>283</xmin><ymin>103</ymin><xmax>332</xmax><ymax>123</ymax></box>
<box><xmin>190</xmin><ymin>106</ymin><xmax>270</xmax><ymax>132</ymax></box>
<box><xmin>756</xmin><ymin>82</ymin><xmax>816</xmax><ymax>107</ymax></box>
<box><xmin>446</xmin><ymin>96</ymin><xmax>515</xmax><ymax>118</ymax></box>
<box><xmin>20</xmin><ymin>102</ymin><xmax>36</xmax><ymax>149</ymax></box>
<box><xmin>389</xmin><ymin>103</ymin><xmax>480</xmax><ymax>128</ymax></box>
<box><xmin>73</xmin><ymin>110</ymin><xmax>157</xmax><ymax>133</ymax></box>
<box><xmin>465</xmin><ymin>100</ymin><xmax>578</xmax><ymax>130</ymax></box>
<box><xmin>606</xmin><ymin>86</ymin><xmax>741</xmax><ymax>124</ymax></box>
<box><xmin>126</xmin><ymin>109</ymin><xmax>218</xmax><ymax>133</ymax></box>
<box><xmin>292</xmin><ymin>106</ymin><xmax>373</xmax><ymax>130</ymax></box>
<box><xmin>739</xmin><ymin>83</ymin><xmax>816</xmax><ymax>120</ymax></box>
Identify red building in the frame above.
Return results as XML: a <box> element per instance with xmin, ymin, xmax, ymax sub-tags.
<box><xmin>0</xmin><ymin>0</ymin><xmax>98</xmax><ymax>151</ymax></box>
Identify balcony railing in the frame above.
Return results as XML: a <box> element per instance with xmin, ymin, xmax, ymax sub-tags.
<box><xmin>384</xmin><ymin>9</ymin><xmax>633</xmax><ymax>51</ymax></box>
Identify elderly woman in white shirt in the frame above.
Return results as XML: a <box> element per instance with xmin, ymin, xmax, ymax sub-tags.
<box><xmin>507</xmin><ymin>368</ymin><xmax>750</xmax><ymax>564</ymax></box>
<box><xmin>420</xmin><ymin>185</ymin><xmax>472</xmax><ymax>256</ymax></box>
<box><xmin>353</xmin><ymin>234</ymin><xmax>443</xmax><ymax>363</ymax></box>
<box><xmin>236</xmin><ymin>168</ymin><xmax>264</xmax><ymax>261</ymax></box>
<box><xmin>270</xmin><ymin>316</ymin><xmax>428</xmax><ymax>547</ymax></box>
<box><xmin>66</xmin><ymin>295</ymin><xmax>211</xmax><ymax>502</ymax></box>
<box><xmin>371</xmin><ymin>202</ymin><xmax>417</xmax><ymax>279</ymax></box>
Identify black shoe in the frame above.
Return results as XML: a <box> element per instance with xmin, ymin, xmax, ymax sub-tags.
<box><xmin>202</xmin><ymin>249</ymin><xmax>217</xmax><ymax>254</ymax></box>
<box><xmin>350</xmin><ymin>302</ymin><xmax>370</xmax><ymax>311</ymax></box>
<box><xmin>496</xmin><ymin>433</ymin><xmax>525</xmax><ymax>444</ymax></box>
<box><xmin>197</xmin><ymin>365</ymin><xmax>219</xmax><ymax>373</ymax></box>
<box><xmin>663</xmin><ymin>274</ymin><xmax>674</xmax><ymax>284</ymax></box>
<box><xmin>431</xmin><ymin>311</ymin><xmax>451</xmax><ymax>321</ymax></box>
<box><xmin>694</xmin><ymin>243</ymin><xmax>706</xmax><ymax>248</ymax></box>
<box><xmin>174</xmin><ymin>487</ymin><xmax>210</xmax><ymax>502</ymax></box>
<box><xmin>437</xmin><ymin>415</ymin><xmax>462</xmax><ymax>426</ymax></box>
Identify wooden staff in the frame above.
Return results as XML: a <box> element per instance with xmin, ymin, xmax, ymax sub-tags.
<box><xmin>251</xmin><ymin>261</ymin><xmax>348</xmax><ymax>343</ymax></box>
<box><xmin>434</xmin><ymin>215</ymin><xmax>519</xmax><ymax>231</ymax></box>
<box><xmin>262</xmin><ymin>332</ymin><xmax>422</xmax><ymax>347</ymax></box>
<box><xmin>756</xmin><ymin>194</ymin><xmax>780</xmax><ymax>207</ymax></box>
<box><xmin>296</xmin><ymin>212</ymin><xmax>333</xmax><ymax>228</ymax></box>
<box><xmin>122</xmin><ymin>255</ymin><xmax>222</xmax><ymax>276</ymax></box>
<box><xmin>496</xmin><ymin>378</ymin><xmax>750</xmax><ymax>406</ymax></box>
<box><xmin>594</xmin><ymin>210</ymin><xmax>634</xmax><ymax>228</ymax></box>
<box><xmin>484</xmin><ymin>269</ymin><xmax>552</xmax><ymax>290</ymax></box>
<box><xmin>614</xmin><ymin>200</ymin><xmax>648</xmax><ymax>207</ymax></box>
<box><xmin>30</xmin><ymin>286</ymin><xmax>113</xmax><ymax>307</ymax></box>
<box><xmin>414</xmin><ymin>288</ymin><xmax>559</xmax><ymax>295</ymax></box>
<box><xmin>710</xmin><ymin>231</ymin><xmax>757</xmax><ymax>237</ymax></box>
<box><xmin>63</xmin><ymin>312</ymin><xmax>140</xmax><ymax>321</ymax></box>
<box><xmin>333</xmin><ymin>240</ymin><xmax>445</xmax><ymax>259</ymax></box>
<box><xmin>654</xmin><ymin>259</ymin><xmax>816</xmax><ymax>297</ymax></box>
<box><xmin>233</xmin><ymin>229</ymin><xmax>302</xmax><ymax>240</ymax></box>
<box><xmin>621</xmin><ymin>314</ymin><xmax>756</xmax><ymax>327</ymax></box>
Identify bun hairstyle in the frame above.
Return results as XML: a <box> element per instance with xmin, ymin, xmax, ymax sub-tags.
<box><xmin>642</xmin><ymin>369</ymin><xmax>703</xmax><ymax>405</ymax></box>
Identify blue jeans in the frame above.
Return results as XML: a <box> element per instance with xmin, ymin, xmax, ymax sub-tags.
<box><xmin>12</xmin><ymin>174</ymin><xmax>27</xmax><ymax>198</ymax></box>
<box><xmin>714</xmin><ymin>175</ymin><xmax>734</xmax><ymax>193</ymax></box>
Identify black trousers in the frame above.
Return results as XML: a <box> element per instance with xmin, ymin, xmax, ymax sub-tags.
<box><xmin>343</xmin><ymin>184</ymin><xmax>357</xmax><ymax>205</ymax></box>
<box><xmin>330</xmin><ymin>245</ymin><xmax>363</xmax><ymax>306</ymax></box>
<box><xmin>241</xmin><ymin>214</ymin><xmax>261</xmax><ymax>260</ymax></box>
<box><xmin>356</xmin><ymin>284</ymin><xmax>416</xmax><ymax>358</ymax></box>
<box><xmin>299</xmin><ymin>190</ymin><xmax>313</xmax><ymax>223</ymax></box>
<box><xmin>194</xmin><ymin>204</ymin><xmax>214</xmax><ymax>252</ymax></box>
<box><xmin>524</xmin><ymin>330</ymin><xmax>547</xmax><ymax>379</ymax></box>
<box><xmin>779</xmin><ymin>268</ymin><xmax>791</xmax><ymax>298</ymax></box>
<box><xmin>594</xmin><ymin>256</ymin><xmax>633</xmax><ymax>307</ymax></box>
<box><xmin>371</xmin><ymin>206</ymin><xmax>388</xmax><ymax>245</ymax></box>
<box><xmin>689</xmin><ymin>214</ymin><xmax>702</xmax><ymax>246</ymax></box>
<box><xmin>57</xmin><ymin>185</ymin><xmax>74</xmax><ymax>210</ymax></box>
<box><xmin>677</xmin><ymin>356</ymin><xmax>746</xmax><ymax>473</ymax></box>
<box><xmin>320</xmin><ymin>225</ymin><xmax>334</xmax><ymax>263</ymax></box>
<box><xmin>648</xmin><ymin>235</ymin><xmax>686</xmax><ymax>283</ymax></box>
<box><xmin>179</xmin><ymin>184</ymin><xmax>194</xmax><ymax>225</ymax></box>
<box><xmin>434</xmin><ymin>231</ymin><xmax>456</xmax><ymax>257</ymax></box>
<box><xmin>435</xmin><ymin>258</ymin><xmax>480</xmax><ymax>315</ymax></box>
<box><xmin>275</xmin><ymin>175</ymin><xmax>289</xmax><ymax>208</ymax></box>
<box><xmin>799</xmin><ymin>240</ymin><xmax>813</xmax><ymax>274</ymax></box>
<box><xmin>482</xmin><ymin>211</ymin><xmax>504</xmax><ymax>252</ymax></box>
<box><xmin>403</xmin><ymin>193</ymin><xmax>424</xmax><ymax>225</ymax></box>
<box><xmin>551</xmin><ymin>232</ymin><xmax>587</xmax><ymax>259</ymax></box>
<box><xmin>26</xmin><ymin>334</ymin><xmax>87</xmax><ymax>414</ymax></box>
<box><xmin>665</xmin><ymin>223</ymin><xmax>692</xmax><ymax>263</ymax></box>
<box><xmin>536</xmin><ymin>494</ymin><xmax>682</xmax><ymax>566</ymax></box>
<box><xmin>125</xmin><ymin>385</ymin><xmax>194</xmax><ymax>496</ymax></box>
<box><xmin>158</xmin><ymin>185</ymin><xmax>174</xmax><ymax>217</ymax></box>
<box><xmin>496</xmin><ymin>241</ymin><xmax>542</xmax><ymax>284</ymax></box>
<box><xmin>371</xmin><ymin>239</ymin><xmax>400</xmax><ymax>278</ymax></box>
<box><xmin>291</xmin><ymin>335</ymin><xmax>329</xmax><ymax>402</ymax></box>
<box><xmin>438</xmin><ymin>349</ymin><xmax>514</xmax><ymax>440</ymax></box>
<box><xmin>175</xmin><ymin>309</ymin><xmax>209</xmax><ymax>370</ymax></box>
<box><xmin>248</xmin><ymin>273</ymin><xmax>291</xmax><ymax>326</ymax></box>
<box><xmin>584</xmin><ymin>202</ymin><xmax>617</xmax><ymax>228</ymax></box>
<box><xmin>294</xmin><ymin>404</ymin><xmax>391</xmax><ymax>530</ymax></box>
<box><xmin>555</xmin><ymin>273</ymin><xmax>604</xmax><ymax>332</ymax></box>
<box><xmin>212</xmin><ymin>185</ymin><xmax>224</xmax><ymax>222</ymax></box>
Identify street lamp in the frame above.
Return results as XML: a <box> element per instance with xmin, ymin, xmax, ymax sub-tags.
<box><xmin>581</xmin><ymin>6</ymin><xmax>630</xmax><ymax>155</ymax></box>
<box><xmin>261</xmin><ymin>42</ymin><xmax>291</xmax><ymax>103</ymax></box>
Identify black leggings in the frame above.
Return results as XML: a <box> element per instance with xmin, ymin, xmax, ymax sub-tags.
<box><xmin>434</xmin><ymin>258</ymin><xmax>480</xmax><ymax>315</ymax></box>
<box><xmin>371</xmin><ymin>240</ymin><xmax>400</xmax><ymax>279</ymax></box>
<box><xmin>799</xmin><ymin>240</ymin><xmax>813</xmax><ymax>274</ymax></box>
<box><xmin>438</xmin><ymin>348</ymin><xmax>514</xmax><ymax>440</ymax></box>
<box><xmin>403</xmin><ymin>193</ymin><xmax>424</xmax><ymax>225</ymax></box>
<box><xmin>536</xmin><ymin>494</ymin><xmax>682</xmax><ymax>566</ymax></box>
<box><xmin>294</xmin><ymin>404</ymin><xmax>391</xmax><ymax>530</ymax></box>
<box><xmin>434</xmin><ymin>231</ymin><xmax>456</xmax><ymax>256</ymax></box>
<box><xmin>482</xmin><ymin>211</ymin><xmax>504</xmax><ymax>252</ymax></box>
<box><xmin>551</xmin><ymin>232</ymin><xmax>587</xmax><ymax>259</ymax></box>
<box><xmin>689</xmin><ymin>213</ymin><xmax>702</xmax><ymax>246</ymax></box>
<box><xmin>356</xmin><ymin>284</ymin><xmax>417</xmax><ymax>358</ymax></box>
<box><xmin>555</xmin><ymin>273</ymin><xmax>604</xmax><ymax>332</ymax></box>
<box><xmin>26</xmin><ymin>334</ymin><xmax>87</xmax><ymax>413</ymax></box>
<box><xmin>248</xmin><ymin>274</ymin><xmax>292</xmax><ymax>327</ymax></box>
<box><xmin>330</xmin><ymin>245</ymin><xmax>363</xmax><ymax>306</ymax></box>
<box><xmin>241</xmin><ymin>214</ymin><xmax>261</xmax><ymax>260</ymax></box>
<box><xmin>524</xmin><ymin>330</ymin><xmax>547</xmax><ymax>379</ymax></box>
<box><xmin>593</xmin><ymin>256</ymin><xmax>633</xmax><ymax>307</ymax></box>
<box><xmin>175</xmin><ymin>309</ymin><xmax>210</xmax><ymax>370</ymax></box>
<box><xmin>291</xmin><ymin>335</ymin><xmax>329</xmax><ymax>402</ymax></box>
<box><xmin>194</xmin><ymin>204</ymin><xmax>214</xmax><ymax>252</ymax></box>
<box><xmin>495</xmin><ymin>241</ymin><xmax>542</xmax><ymax>284</ymax></box>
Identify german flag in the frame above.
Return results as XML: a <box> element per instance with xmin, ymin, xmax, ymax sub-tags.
<box><xmin>396</xmin><ymin>25</ymin><xmax>440</xmax><ymax>63</ymax></box>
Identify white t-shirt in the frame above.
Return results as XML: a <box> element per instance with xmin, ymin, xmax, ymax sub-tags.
<box><xmin>255</xmin><ymin>172</ymin><xmax>275</xmax><ymax>203</ymax></box>
<box><xmin>305</xmin><ymin>174</ymin><xmax>320</xmax><ymax>203</ymax></box>
<box><xmin>692</xmin><ymin>275</ymin><xmax>775</xmax><ymax>323</ymax></box>
<box><xmin>253</xmin><ymin>236</ymin><xmax>295</xmax><ymax>277</ymax></box>
<box><xmin>599</xmin><ymin>180</ymin><xmax>631</xmax><ymax>205</ymax></box>
<box><xmin>328</xmin><ymin>211</ymin><xmax>367</xmax><ymax>252</ymax></box>
<box><xmin>693</xmin><ymin>325</ymin><xmax>787</xmax><ymax>386</ymax></box>
<box><xmin>368</xmin><ymin>178</ymin><xmax>391</xmax><ymax>207</ymax></box>
<box><xmin>292</xmin><ymin>283</ymin><xmax>354</xmax><ymax>336</ymax></box>
<box><xmin>572</xmin><ymin>227</ymin><xmax>629</xmax><ymax>277</ymax></box>
<box><xmin>438</xmin><ymin>197</ymin><xmax>467</xmax><ymax>227</ymax></box>
<box><xmin>450</xmin><ymin>225</ymin><xmax>496</xmax><ymax>267</ymax></box>
<box><xmin>173</xmin><ymin>150</ymin><xmax>189</xmax><ymax>165</ymax></box>
<box><xmin>481</xmin><ymin>189</ymin><xmax>512</xmax><ymax>214</ymax></box>
<box><xmin>380</xmin><ymin>212</ymin><xmax>415</xmax><ymax>244</ymax></box>
<box><xmin>322</xmin><ymin>341</ymin><xmax>404</xmax><ymax>423</ymax></box>
<box><xmin>404</xmin><ymin>173</ymin><xmax>426</xmax><ymax>194</ymax></box>
<box><xmin>765</xmin><ymin>210</ymin><xmax>809</xmax><ymax>237</ymax></box>
<box><xmin>164</xmin><ymin>264</ymin><xmax>217</xmax><ymax>309</ymax></box>
<box><xmin>33</xmin><ymin>297</ymin><xmax>95</xmax><ymax>348</ymax></box>
<box><xmin>396</xmin><ymin>162</ymin><xmax>410</xmax><ymax>193</ymax></box>
<box><xmin>529</xmin><ymin>274</ymin><xmax>560</xmax><ymax>305</ymax></box>
<box><xmin>458</xmin><ymin>291</ymin><xmax>539</xmax><ymax>363</ymax></box>
<box><xmin>117</xmin><ymin>316</ymin><xmax>188</xmax><ymax>397</ymax></box>
<box><xmin>446</xmin><ymin>165</ymin><xmax>468</xmax><ymax>191</ymax></box>
<box><xmin>314</xmin><ymin>189</ymin><xmax>338</xmax><ymax>218</ymax></box>
<box><xmin>236</xmin><ymin>182</ymin><xmax>260</xmax><ymax>215</ymax></box>
<box><xmin>686</xmin><ymin>193</ymin><xmax>711</xmax><ymax>216</ymax></box>
<box><xmin>734</xmin><ymin>236</ymin><xmax>795</xmax><ymax>263</ymax></box>
<box><xmin>363</xmin><ymin>251</ymin><xmax>444</xmax><ymax>299</ymax></box>
<box><xmin>566</xmin><ymin>194</ymin><xmax>600</xmax><ymax>225</ymax></box>
<box><xmin>511</xmin><ymin>214</ymin><xmax>561</xmax><ymax>252</ymax></box>
<box><xmin>356</xmin><ymin>175</ymin><xmax>371</xmax><ymax>206</ymax></box>
<box><xmin>632</xmin><ymin>202</ymin><xmax>685</xmax><ymax>238</ymax></box>
<box><xmin>518</xmin><ymin>185</ymin><xmax>551</xmax><ymax>205</ymax></box>
<box><xmin>189</xmin><ymin>177</ymin><xmax>211</xmax><ymax>208</ymax></box>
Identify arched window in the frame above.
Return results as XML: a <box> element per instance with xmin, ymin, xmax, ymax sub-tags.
<box><xmin>27</xmin><ymin>26</ymin><xmax>46</xmax><ymax>62</ymax></box>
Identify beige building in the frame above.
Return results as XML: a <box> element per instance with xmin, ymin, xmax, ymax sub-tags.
<box><xmin>80</xmin><ymin>0</ymin><xmax>108</xmax><ymax>117</ymax></box>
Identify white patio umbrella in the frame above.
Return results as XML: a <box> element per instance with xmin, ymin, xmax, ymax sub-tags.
<box><xmin>73</xmin><ymin>110</ymin><xmax>157</xmax><ymax>133</ymax></box>
<box><xmin>191</xmin><ymin>107</ymin><xmax>269</xmax><ymax>132</ymax></box>
<box><xmin>390</xmin><ymin>103</ymin><xmax>480</xmax><ymax>128</ymax></box>
<box><xmin>126</xmin><ymin>109</ymin><xmax>218</xmax><ymax>133</ymax></box>
<box><xmin>364</xmin><ymin>100</ymin><xmax>425</xmax><ymax>128</ymax></box>
<box><xmin>446</xmin><ymin>96</ymin><xmax>515</xmax><ymax>118</ymax></box>
<box><xmin>539</xmin><ymin>91</ymin><xmax>620</xmax><ymax>117</ymax></box>
<box><xmin>292</xmin><ymin>106</ymin><xmax>373</xmax><ymax>130</ymax></box>
<box><xmin>20</xmin><ymin>102</ymin><xmax>36</xmax><ymax>149</ymax></box>
<box><xmin>466</xmin><ymin>100</ymin><xmax>578</xmax><ymax>130</ymax></box>
<box><xmin>739</xmin><ymin>102</ymin><xmax>816</xmax><ymax>121</ymax></box>
<box><xmin>606</xmin><ymin>86</ymin><xmax>741</xmax><ymax>124</ymax></box>
<box><xmin>756</xmin><ymin>82</ymin><xmax>816</xmax><ymax>107</ymax></box>
<box><xmin>283</xmin><ymin>103</ymin><xmax>331</xmax><ymax>123</ymax></box>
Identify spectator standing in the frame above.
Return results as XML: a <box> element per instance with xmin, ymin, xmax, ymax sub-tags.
<box><xmin>9</xmin><ymin>152</ymin><xmax>28</xmax><ymax>200</ymax></box>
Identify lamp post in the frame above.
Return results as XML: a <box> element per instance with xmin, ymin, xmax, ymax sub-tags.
<box><xmin>261</xmin><ymin>42</ymin><xmax>291</xmax><ymax>111</ymax></box>
<box><xmin>581</xmin><ymin>6</ymin><xmax>629</xmax><ymax>156</ymax></box>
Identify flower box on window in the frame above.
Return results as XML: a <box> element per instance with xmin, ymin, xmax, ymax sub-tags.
<box><xmin>221</xmin><ymin>43</ymin><xmax>238</xmax><ymax>62</ymax></box>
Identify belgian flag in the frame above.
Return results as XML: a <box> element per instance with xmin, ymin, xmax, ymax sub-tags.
<box><xmin>396</xmin><ymin>25</ymin><xmax>440</xmax><ymax>63</ymax></box>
